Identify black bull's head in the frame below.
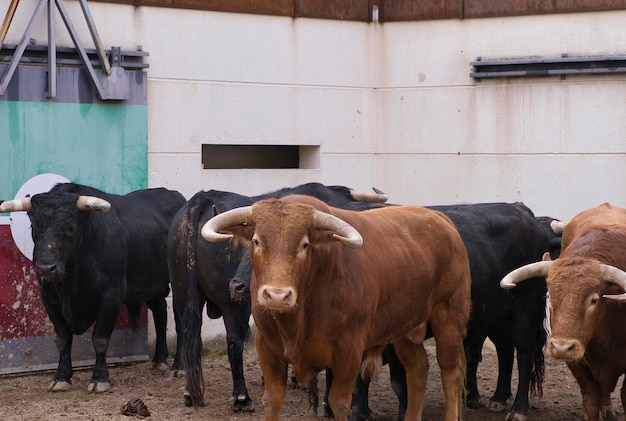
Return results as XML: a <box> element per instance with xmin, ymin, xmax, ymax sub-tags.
<box><xmin>0</xmin><ymin>194</ymin><xmax>111</xmax><ymax>282</ymax></box>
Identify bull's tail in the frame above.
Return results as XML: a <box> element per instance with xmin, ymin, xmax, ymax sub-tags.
<box><xmin>530</xmin><ymin>315</ymin><xmax>547</xmax><ymax>398</ymax></box>
<box><xmin>182</xmin><ymin>194</ymin><xmax>207</xmax><ymax>407</ymax></box>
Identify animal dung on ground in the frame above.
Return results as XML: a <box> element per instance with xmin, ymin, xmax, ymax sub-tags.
<box><xmin>121</xmin><ymin>398</ymin><xmax>151</xmax><ymax>417</ymax></box>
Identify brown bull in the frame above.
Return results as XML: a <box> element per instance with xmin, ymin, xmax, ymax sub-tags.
<box><xmin>501</xmin><ymin>203</ymin><xmax>626</xmax><ymax>421</ymax></box>
<box><xmin>201</xmin><ymin>194</ymin><xmax>471</xmax><ymax>421</ymax></box>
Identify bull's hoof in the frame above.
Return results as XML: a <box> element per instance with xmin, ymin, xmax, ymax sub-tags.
<box><xmin>505</xmin><ymin>411</ymin><xmax>528</xmax><ymax>421</ymax></box>
<box><xmin>232</xmin><ymin>394</ymin><xmax>255</xmax><ymax>412</ymax></box>
<box><xmin>600</xmin><ymin>405</ymin><xmax>616</xmax><ymax>420</ymax></box>
<box><xmin>486</xmin><ymin>399</ymin><xmax>508</xmax><ymax>412</ymax></box>
<box><xmin>323</xmin><ymin>402</ymin><xmax>334</xmax><ymax>418</ymax></box>
<box><xmin>183</xmin><ymin>391</ymin><xmax>205</xmax><ymax>407</ymax></box>
<box><xmin>183</xmin><ymin>392</ymin><xmax>192</xmax><ymax>407</ymax></box>
<box><xmin>170</xmin><ymin>368</ymin><xmax>185</xmax><ymax>378</ymax></box>
<box><xmin>466</xmin><ymin>398</ymin><xmax>483</xmax><ymax>409</ymax></box>
<box><xmin>467</xmin><ymin>396</ymin><xmax>492</xmax><ymax>409</ymax></box>
<box><xmin>48</xmin><ymin>380</ymin><xmax>71</xmax><ymax>392</ymax></box>
<box><xmin>87</xmin><ymin>381</ymin><xmax>111</xmax><ymax>393</ymax></box>
<box><xmin>152</xmin><ymin>362</ymin><xmax>169</xmax><ymax>372</ymax></box>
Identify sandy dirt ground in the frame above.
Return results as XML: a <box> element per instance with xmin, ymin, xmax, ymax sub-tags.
<box><xmin>0</xmin><ymin>338</ymin><xmax>620</xmax><ymax>421</ymax></box>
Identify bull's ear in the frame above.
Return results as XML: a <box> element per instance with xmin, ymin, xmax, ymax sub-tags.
<box><xmin>542</xmin><ymin>252</ymin><xmax>552</xmax><ymax>262</ymax></box>
<box><xmin>226</xmin><ymin>225</ymin><xmax>254</xmax><ymax>243</ymax></box>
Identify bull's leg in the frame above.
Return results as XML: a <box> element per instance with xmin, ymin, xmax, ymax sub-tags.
<box><xmin>505</xmin><ymin>284</ymin><xmax>547</xmax><ymax>421</ymax></box>
<box><xmin>89</xmin><ymin>302</ymin><xmax>121</xmax><ymax>393</ymax></box>
<box><xmin>600</xmin><ymin>389</ymin><xmax>616</xmax><ymax>420</ymax></box>
<box><xmin>50</xmin><ymin>325</ymin><xmax>74</xmax><ymax>392</ymax></box>
<box><xmin>619</xmin><ymin>379</ymin><xmax>626</xmax><ymax>420</ymax></box>
<box><xmin>324</xmin><ymin>369</ymin><xmax>335</xmax><ymax>418</ymax></box>
<box><xmin>348</xmin><ymin>368</ymin><xmax>372</xmax><ymax>421</ymax></box>
<box><xmin>488</xmin><ymin>330</ymin><xmax>514</xmax><ymax>411</ymax></box>
<box><xmin>463</xmin><ymin>329</ymin><xmax>487</xmax><ymax>408</ymax></box>
<box><xmin>146</xmin><ymin>296</ymin><xmax>169</xmax><ymax>371</ymax></box>
<box><xmin>41</xmin><ymin>294</ymin><xmax>73</xmax><ymax>392</ymax></box>
<box><xmin>430</xmin><ymin>306</ymin><xmax>467</xmax><ymax>421</ymax></box>
<box><xmin>383</xmin><ymin>344</ymin><xmax>408</xmax><ymax>421</ymax></box>
<box><xmin>394</xmin><ymin>338</ymin><xmax>429</xmax><ymax>421</ymax></box>
<box><xmin>223</xmin><ymin>307</ymin><xmax>254</xmax><ymax>412</ymax></box>
<box><xmin>169</xmin><ymin>288</ymin><xmax>185</xmax><ymax>376</ymax></box>
<box><xmin>255</xmin><ymin>332</ymin><xmax>288</xmax><ymax>421</ymax></box>
<box><xmin>567</xmin><ymin>361</ymin><xmax>603</xmax><ymax>421</ymax></box>
<box><xmin>325</xmin><ymin>354</ymin><xmax>362</xmax><ymax>421</ymax></box>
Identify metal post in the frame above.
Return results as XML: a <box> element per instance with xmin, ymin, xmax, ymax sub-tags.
<box><xmin>0</xmin><ymin>0</ymin><xmax>48</xmax><ymax>95</ymax></box>
<box><xmin>0</xmin><ymin>0</ymin><xmax>20</xmax><ymax>49</ymax></box>
<box><xmin>47</xmin><ymin>0</ymin><xmax>56</xmax><ymax>97</ymax></box>
<box><xmin>54</xmin><ymin>0</ymin><xmax>105</xmax><ymax>99</ymax></box>
<box><xmin>78</xmin><ymin>0</ymin><xmax>111</xmax><ymax>76</ymax></box>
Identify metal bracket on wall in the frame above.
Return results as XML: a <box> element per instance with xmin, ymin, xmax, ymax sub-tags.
<box><xmin>0</xmin><ymin>0</ymin><xmax>130</xmax><ymax>100</ymax></box>
<box><xmin>471</xmin><ymin>54</ymin><xmax>626</xmax><ymax>79</ymax></box>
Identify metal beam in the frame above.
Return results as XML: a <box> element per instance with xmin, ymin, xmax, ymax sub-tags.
<box><xmin>0</xmin><ymin>0</ymin><xmax>130</xmax><ymax>100</ymax></box>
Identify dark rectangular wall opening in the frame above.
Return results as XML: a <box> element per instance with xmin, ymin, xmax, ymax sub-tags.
<box><xmin>202</xmin><ymin>144</ymin><xmax>319</xmax><ymax>169</ymax></box>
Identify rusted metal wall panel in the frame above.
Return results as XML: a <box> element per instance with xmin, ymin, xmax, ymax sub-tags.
<box><xmin>465</xmin><ymin>0</ymin><xmax>626</xmax><ymax>18</ymax></box>
<box><xmin>87</xmin><ymin>0</ymin><xmax>626</xmax><ymax>20</ymax></box>
<box><xmin>296</xmin><ymin>0</ymin><xmax>372</xmax><ymax>21</ymax></box>
<box><xmin>379</xmin><ymin>0</ymin><xmax>463</xmax><ymax>22</ymax></box>
<box><xmin>93</xmin><ymin>0</ymin><xmax>295</xmax><ymax>16</ymax></box>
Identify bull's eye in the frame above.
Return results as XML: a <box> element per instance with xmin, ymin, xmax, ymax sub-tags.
<box><xmin>252</xmin><ymin>235</ymin><xmax>261</xmax><ymax>250</ymax></box>
<box><xmin>589</xmin><ymin>293</ymin><xmax>600</xmax><ymax>307</ymax></box>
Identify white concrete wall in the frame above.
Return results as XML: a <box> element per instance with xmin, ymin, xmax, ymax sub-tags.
<box><xmin>375</xmin><ymin>12</ymin><xmax>626</xmax><ymax>220</ymax></box>
<box><xmin>6</xmin><ymin>4</ymin><xmax>626</xmax><ymax>345</ymax></box>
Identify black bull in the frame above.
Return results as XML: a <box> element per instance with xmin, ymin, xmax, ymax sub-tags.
<box><xmin>209</xmin><ymin>200</ymin><xmax>562</xmax><ymax>420</ymax></box>
<box><xmin>167</xmin><ymin>183</ymin><xmax>388</xmax><ymax>409</ymax></box>
<box><xmin>0</xmin><ymin>183</ymin><xmax>186</xmax><ymax>392</ymax></box>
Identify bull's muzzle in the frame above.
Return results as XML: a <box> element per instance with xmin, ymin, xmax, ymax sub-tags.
<box><xmin>258</xmin><ymin>286</ymin><xmax>296</xmax><ymax>310</ymax></box>
<box><xmin>35</xmin><ymin>261</ymin><xmax>62</xmax><ymax>282</ymax></box>
<box><xmin>229</xmin><ymin>278</ymin><xmax>249</xmax><ymax>302</ymax></box>
<box><xmin>548</xmin><ymin>338</ymin><xmax>585</xmax><ymax>361</ymax></box>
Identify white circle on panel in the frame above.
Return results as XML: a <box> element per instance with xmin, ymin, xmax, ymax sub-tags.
<box><xmin>10</xmin><ymin>174</ymin><xmax>71</xmax><ymax>261</ymax></box>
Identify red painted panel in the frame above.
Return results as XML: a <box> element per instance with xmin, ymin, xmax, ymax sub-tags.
<box><xmin>0</xmin><ymin>225</ymin><xmax>52</xmax><ymax>339</ymax></box>
<box><xmin>0</xmin><ymin>225</ymin><xmax>147</xmax><ymax>339</ymax></box>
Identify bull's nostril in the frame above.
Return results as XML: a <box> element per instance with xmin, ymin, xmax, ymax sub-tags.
<box><xmin>550</xmin><ymin>340</ymin><xmax>578</xmax><ymax>357</ymax></box>
<box><xmin>261</xmin><ymin>287</ymin><xmax>295</xmax><ymax>307</ymax></box>
<box><xmin>37</xmin><ymin>263</ymin><xmax>57</xmax><ymax>274</ymax></box>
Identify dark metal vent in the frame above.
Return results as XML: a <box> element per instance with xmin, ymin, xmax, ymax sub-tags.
<box><xmin>471</xmin><ymin>55</ymin><xmax>626</xmax><ymax>79</ymax></box>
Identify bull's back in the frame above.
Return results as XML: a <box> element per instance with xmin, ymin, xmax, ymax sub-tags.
<box><xmin>337</xmin><ymin>206</ymin><xmax>470</xmax><ymax>343</ymax></box>
<box><xmin>563</xmin><ymin>203</ymin><xmax>626</xmax><ymax>250</ymax></box>
<box><xmin>116</xmin><ymin>188</ymin><xmax>185</xmax><ymax>295</ymax></box>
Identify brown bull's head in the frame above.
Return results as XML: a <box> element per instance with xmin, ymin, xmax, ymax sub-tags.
<box><xmin>201</xmin><ymin>196</ymin><xmax>362</xmax><ymax>312</ymax></box>
<box><xmin>501</xmin><ymin>254</ymin><xmax>626</xmax><ymax>361</ymax></box>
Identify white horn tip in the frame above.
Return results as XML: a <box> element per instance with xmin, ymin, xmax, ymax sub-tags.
<box><xmin>500</xmin><ymin>279</ymin><xmax>517</xmax><ymax>289</ymax></box>
<box><xmin>200</xmin><ymin>223</ymin><xmax>234</xmax><ymax>242</ymax></box>
<box><xmin>603</xmin><ymin>293</ymin><xmax>626</xmax><ymax>301</ymax></box>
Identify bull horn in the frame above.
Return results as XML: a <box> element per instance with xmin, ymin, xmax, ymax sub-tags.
<box><xmin>350</xmin><ymin>187</ymin><xmax>388</xmax><ymax>203</ymax></box>
<box><xmin>201</xmin><ymin>206</ymin><xmax>253</xmax><ymax>242</ymax></box>
<box><xmin>314</xmin><ymin>211</ymin><xmax>363</xmax><ymax>249</ymax></box>
<box><xmin>550</xmin><ymin>220</ymin><xmax>567</xmax><ymax>235</ymax></box>
<box><xmin>601</xmin><ymin>264</ymin><xmax>626</xmax><ymax>301</ymax></box>
<box><xmin>500</xmin><ymin>261</ymin><xmax>552</xmax><ymax>289</ymax></box>
<box><xmin>76</xmin><ymin>196</ymin><xmax>111</xmax><ymax>212</ymax></box>
<box><xmin>0</xmin><ymin>197</ymin><xmax>32</xmax><ymax>212</ymax></box>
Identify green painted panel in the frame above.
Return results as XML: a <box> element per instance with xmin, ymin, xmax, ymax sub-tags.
<box><xmin>0</xmin><ymin>101</ymin><xmax>147</xmax><ymax>199</ymax></box>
